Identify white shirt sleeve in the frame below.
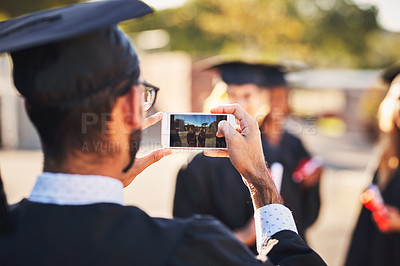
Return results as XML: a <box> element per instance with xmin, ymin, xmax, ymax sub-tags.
<box><xmin>254</xmin><ymin>204</ymin><xmax>298</xmax><ymax>253</ymax></box>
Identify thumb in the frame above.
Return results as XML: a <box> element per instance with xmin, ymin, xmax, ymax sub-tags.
<box><xmin>217</xmin><ymin>120</ymin><xmax>238</xmax><ymax>139</ymax></box>
<box><xmin>203</xmin><ymin>149</ymin><xmax>229</xmax><ymax>158</ymax></box>
<box><xmin>122</xmin><ymin>148</ymin><xmax>172</xmax><ymax>187</ymax></box>
<box><xmin>143</xmin><ymin>112</ymin><xmax>163</xmax><ymax>129</ymax></box>
<box><xmin>138</xmin><ymin>148</ymin><xmax>172</xmax><ymax>169</ymax></box>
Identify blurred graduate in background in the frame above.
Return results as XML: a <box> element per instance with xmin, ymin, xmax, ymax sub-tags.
<box><xmin>259</xmin><ymin>66</ymin><xmax>322</xmax><ymax>240</ymax></box>
<box><xmin>173</xmin><ymin>60</ymin><xmax>322</xmax><ymax>252</ymax></box>
<box><xmin>345</xmin><ymin>70</ymin><xmax>400</xmax><ymax>266</ymax></box>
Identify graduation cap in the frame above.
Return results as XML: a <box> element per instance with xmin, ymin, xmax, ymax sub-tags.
<box><xmin>0</xmin><ymin>0</ymin><xmax>153</xmax><ymax>108</ymax></box>
<box><xmin>0</xmin><ymin>0</ymin><xmax>153</xmax><ymax>53</ymax></box>
<box><xmin>211</xmin><ymin>61</ymin><xmax>266</xmax><ymax>87</ymax></box>
<box><xmin>258</xmin><ymin>64</ymin><xmax>287</xmax><ymax>88</ymax></box>
<box><xmin>208</xmin><ymin>58</ymin><xmax>287</xmax><ymax>89</ymax></box>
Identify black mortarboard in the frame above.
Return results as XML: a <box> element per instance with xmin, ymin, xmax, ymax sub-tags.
<box><xmin>257</xmin><ymin>64</ymin><xmax>287</xmax><ymax>88</ymax></box>
<box><xmin>211</xmin><ymin>61</ymin><xmax>287</xmax><ymax>88</ymax></box>
<box><xmin>0</xmin><ymin>0</ymin><xmax>153</xmax><ymax>108</ymax></box>
<box><xmin>211</xmin><ymin>61</ymin><xmax>266</xmax><ymax>87</ymax></box>
<box><xmin>0</xmin><ymin>0</ymin><xmax>153</xmax><ymax>53</ymax></box>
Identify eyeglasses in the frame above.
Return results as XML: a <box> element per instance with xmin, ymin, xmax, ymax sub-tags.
<box><xmin>134</xmin><ymin>80</ymin><xmax>160</xmax><ymax>112</ymax></box>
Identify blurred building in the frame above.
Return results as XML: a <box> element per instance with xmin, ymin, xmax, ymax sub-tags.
<box><xmin>191</xmin><ymin>65</ymin><xmax>386</xmax><ymax>139</ymax></box>
<box><xmin>0</xmin><ymin>55</ymin><xmax>41</xmax><ymax>150</ymax></box>
<box><xmin>287</xmin><ymin>69</ymin><xmax>386</xmax><ymax>138</ymax></box>
<box><xmin>0</xmin><ymin>47</ymin><xmax>387</xmax><ymax>150</ymax></box>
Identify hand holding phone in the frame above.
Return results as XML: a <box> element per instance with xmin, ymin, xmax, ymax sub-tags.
<box><xmin>206</xmin><ymin>104</ymin><xmax>282</xmax><ymax>208</ymax></box>
<box><xmin>121</xmin><ymin>112</ymin><xmax>172</xmax><ymax>187</ymax></box>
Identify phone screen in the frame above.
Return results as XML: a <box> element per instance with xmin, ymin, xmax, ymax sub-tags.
<box><xmin>169</xmin><ymin>114</ymin><xmax>227</xmax><ymax>148</ymax></box>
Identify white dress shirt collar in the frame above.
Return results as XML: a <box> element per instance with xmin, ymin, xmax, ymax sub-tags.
<box><xmin>29</xmin><ymin>172</ymin><xmax>124</xmax><ymax>205</ymax></box>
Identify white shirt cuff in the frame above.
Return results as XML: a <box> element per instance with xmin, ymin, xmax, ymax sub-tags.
<box><xmin>254</xmin><ymin>204</ymin><xmax>298</xmax><ymax>253</ymax></box>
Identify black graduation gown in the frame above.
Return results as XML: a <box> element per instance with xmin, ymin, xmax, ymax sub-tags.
<box><xmin>173</xmin><ymin>132</ymin><xmax>321</xmax><ymax>247</ymax></box>
<box><xmin>264</xmin><ymin>132</ymin><xmax>321</xmax><ymax>239</ymax></box>
<box><xmin>345</xmin><ymin>167</ymin><xmax>400</xmax><ymax>266</ymax></box>
<box><xmin>0</xmin><ymin>199</ymin><xmax>326</xmax><ymax>265</ymax></box>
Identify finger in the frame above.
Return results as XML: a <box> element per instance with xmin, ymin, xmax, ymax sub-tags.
<box><xmin>143</xmin><ymin>112</ymin><xmax>163</xmax><ymax>129</ymax></box>
<box><xmin>211</xmin><ymin>104</ymin><xmax>255</xmax><ymax>134</ymax></box>
<box><xmin>122</xmin><ymin>148</ymin><xmax>172</xmax><ymax>187</ymax></box>
<box><xmin>133</xmin><ymin>148</ymin><xmax>172</xmax><ymax>173</ymax></box>
<box><xmin>139</xmin><ymin>148</ymin><xmax>172</xmax><ymax>166</ymax></box>
<box><xmin>204</xmin><ymin>149</ymin><xmax>229</xmax><ymax>158</ymax></box>
<box><xmin>210</xmin><ymin>104</ymin><xmax>246</xmax><ymax>121</ymax></box>
<box><xmin>217</xmin><ymin>120</ymin><xmax>239</xmax><ymax>140</ymax></box>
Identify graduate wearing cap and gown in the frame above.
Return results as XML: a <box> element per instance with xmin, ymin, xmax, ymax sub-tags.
<box><xmin>173</xmin><ymin>62</ymin><xmax>322</xmax><ymax>252</ymax></box>
<box><xmin>0</xmin><ymin>1</ymin><xmax>326</xmax><ymax>265</ymax></box>
<box><xmin>345</xmin><ymin>72</ymin><xmax>400</xmax><ymax>266</ymax></box>
<box><xmin>259</xmin><ymin>68</ymin><xmax>322</xmax><ymax>241</ymax></box>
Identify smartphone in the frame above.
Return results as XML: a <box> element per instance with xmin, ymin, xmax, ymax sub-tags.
<box><xmin>162</xmin><ymin>112</ymin><xmax>235</xmax><ymax>149</ymax></box>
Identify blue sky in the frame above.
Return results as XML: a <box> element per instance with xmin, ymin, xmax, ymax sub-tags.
<box><xmin>174</xmin><ymin>114</ymin><xmax>217</xmax><ymax>127</ymax></box>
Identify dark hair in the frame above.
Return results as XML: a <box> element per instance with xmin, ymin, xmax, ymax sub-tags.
<box><xmin>11</xmin><ymin>26</ymin><xmax>140</xmax><ymax>163</ymax></box>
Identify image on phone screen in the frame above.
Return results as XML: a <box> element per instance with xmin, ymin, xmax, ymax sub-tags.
<box><xmin>169</xmin><ymin>114</ymin><xmax>227</xmax><ymax>148</ymax></box>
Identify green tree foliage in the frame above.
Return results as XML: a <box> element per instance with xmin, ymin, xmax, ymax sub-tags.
<box><xmin>294</xmin><ymin>0</ymin><xmax>385</xmax><ymax>67</ymax></box>
<box><xmin>0</xmin><ymin>0</ymin><xmax>81</xmax><ymax>18</ymax></box>
<box><xmin>126</xmin><ymin>0</ymin><xmax>399</xmax><ymax>68</ymax></box>
<box><xmin>2</xmin><ymin>0</ymin><xmax>399</xmax><ymax>68</ymax></box>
